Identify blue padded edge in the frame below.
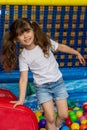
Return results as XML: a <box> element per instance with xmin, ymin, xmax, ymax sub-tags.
<box><xmin>61</xmin><ymin>67</ymin><xmax>87</xmax><ymax>80</ymax></box>
<box><xmin>0</xmin><ymin>67</ymin><xmax>87</xmax><ymax>83</ymax></box>
<box><xmin>0</xmin><ymin>71</ymin><xmax>33</xmax><ymax>83</ymax></box>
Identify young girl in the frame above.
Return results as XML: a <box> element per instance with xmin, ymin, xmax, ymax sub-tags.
<box><xmin>1</xmin><ymin>18</ymin><xmax>85</xmax><ymax>130</ymax></box>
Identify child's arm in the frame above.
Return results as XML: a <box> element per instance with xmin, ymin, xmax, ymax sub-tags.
<box><xmin>11</xmin><ymin>71</ymin><xmax>28</xmax><ymax>108</ymax></box>
<box><xmin>19</xmin><ymin>71</ymin><xmax>28</xmax><ymax>103</ymax></box>
<box><xmin>57</xmin><ymin>44</ymin><xmax>86</xmax><ymax>65</ymax></box>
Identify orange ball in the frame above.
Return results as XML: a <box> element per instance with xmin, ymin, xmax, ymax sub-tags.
<box><xmin>80</xmin><ymin>124</ymin><xmax>87</xmax><ymax>130</ymax></box>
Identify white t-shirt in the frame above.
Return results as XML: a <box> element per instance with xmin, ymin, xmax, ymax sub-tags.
<box><xmin>19</xmin><ymin>39</ymin><xmax>62</xmax><ymax>85</ymax></box>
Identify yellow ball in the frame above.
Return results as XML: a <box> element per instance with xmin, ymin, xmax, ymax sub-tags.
<box><xmin>76</xmin><ymin>111</ymin><xmax>83</xmax><ymax>118</ymax></box>
<box><xmin>71</xmin><ymin>123</ymin><xmax>80</xmax><ymax>130</ymax></box>
<box><xmin>35</xmin><ymin>111</ymin><xmax>42</xmax><ymax>117</ymax></box>
<box><xmin>81</xmin><ymin>119</ymin><xmax>87</xmax><ymax>124</ymax></box>
<box><xmin>36</xmin><ymin>116</ymin><xmax>40</xmax><ymax>122</ymax></box>
<box><xmin>40</xmin><ymin>128</ymin><xmax>46</xmax><ymax>130</ymax></box>
<box><xmin>73</xmin><ymin>107</ymin><xmax>80</xmax><ymax>110</ymax></box>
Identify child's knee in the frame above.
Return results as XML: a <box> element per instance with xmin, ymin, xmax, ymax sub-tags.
<box><xmin>46</xmin><ymin>115</ymin><xmax>56</xmax><ymax>124</ymax></box>
<box><xmin>59</xmin><ymin>112</ymin><xmax>68</xmax><ymax>120</ymax></box>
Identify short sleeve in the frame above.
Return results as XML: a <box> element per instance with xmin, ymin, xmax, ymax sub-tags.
<box><xmin>19</xmin><ymin>54</ymin><xmax>28</xmax><ymax>72</ymax></box>
<box><xmin>50</xmin><ymin>39</ymin><xmax>59</xmax><ymax>52</ymax></box>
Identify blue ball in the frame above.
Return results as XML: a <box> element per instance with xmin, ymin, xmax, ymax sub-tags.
<box><xmin>61</xmin><ymin>126</ymin><xmax>70</xmax><ymax>130</ymax></box>
<box><xmin>76</xmin><ymin>120</ymin><xmax>81</xmax><ymax>125</ymax></box>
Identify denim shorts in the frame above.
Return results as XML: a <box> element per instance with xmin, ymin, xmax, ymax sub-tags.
<box><xmin>35</xmin><ymin>77</ymin><xmax>69</xmax><ymax>104</ymax></box>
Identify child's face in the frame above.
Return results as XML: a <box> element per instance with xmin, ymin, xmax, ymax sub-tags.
<box><xmin>16</xmin><ymin>28</ymin><xmax>35</xmax><ymax>49</ymax></box>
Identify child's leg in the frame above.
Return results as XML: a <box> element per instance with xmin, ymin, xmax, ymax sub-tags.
<box><xmin>42</xmin><ymin>100</ymin><xmax>56</xmax><ymax>130</ymax></box>
<box><xmin>55</xmin><ymin>99</ymin><xmax>68</xmax><ymax>128</ymax></box>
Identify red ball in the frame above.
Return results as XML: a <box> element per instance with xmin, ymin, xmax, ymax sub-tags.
<box><xmin>83</xmin><ymin>112</ymin><xmax>87</xmax><ymax>118</ymax></box>
<box><xmin>82</xmin><ymin>104</ymin><xmax>87</xmax><ymax>111</ymax></box>
<box><xmin>65</xmin><ymin>116</ymin><xmax>72</xmax><ymax>127</ymax></box>
<box><xmin>68</xmin><ymin>108</ymin><xmax>73</xmax><ymax>111</ymax></box>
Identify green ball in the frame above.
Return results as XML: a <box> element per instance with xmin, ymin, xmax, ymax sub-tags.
<box><xmin>55</xmin><ymin>112</ymin><xmax>58</xmax><ymax>117</ymax></box>
<box><xmin>69</xmin><ymin>111</ymin><xmax>75</xmax><ymax>116</ymax></box>
<box><xmin>70</xmin><ymin>114</ymin><xmax>77</xmax><ymax>122</ymax></box>
<box><xmin>79</xmin><ymin>108</ymin><xmax>84</xmax><ymax>113</ymax></box>
<box><xmin>39</xmin><ymin>115</ymin><xmax>44</xmax><ymax>120</ymax></box>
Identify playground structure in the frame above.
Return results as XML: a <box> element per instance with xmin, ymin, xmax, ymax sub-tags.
<box><xmin>0</xmin><ymin>1</ymin><xmax>87</xmax><ymax>130</ymax></box>
<box><xmin>0</xmin><ymin>4</ymin><xmax>87</xmax><ymax>82</ymax></box>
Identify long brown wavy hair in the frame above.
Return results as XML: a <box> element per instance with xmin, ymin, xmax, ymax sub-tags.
<box><xmin>1</xmin><ymin>18</ymin><xmax>51</xmax><ymax>72</ymax></box>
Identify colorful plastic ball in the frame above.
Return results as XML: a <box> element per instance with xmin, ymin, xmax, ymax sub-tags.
<box><xmin>40</xmin><ymin>128</ymin><xmax>46</xmax><ymax>130</ymax></box>
<box><xmin>73</xmin><ymin>107</ymin><xmax>80</xmax><ymax>111</ymax></box>
<box><xmin>81</xmin><ymin>120</ymin><xmax>87</xmax><ymax>124</ymax></box>
<box><xmin>76</xmin><ymin>111</ymin><xmax>83</xmax><ymax>118</ymax></box>
<box><xmin>83</xmin><ymin>102</ymin><xmax>87</xmax><ymax>105</ymax></box>
<box><xmin>70</xmin><ymin>114</ymin><xmax>77</xmax><ymax>122</ymax></box>
<box><xmin>65</xmin><ymin>117</ymin><xmax>72</xmax><ymax>127</ymax></box>
<box><xmin>68</xmin><ymin>108</ymin><xmax>73</xmax><ymax>111</ymax></box>
<box><xmin>35</xmin><ymin>111</ymin><xmax>42</xmax><ymax>117</ymax></box>
<box><xmin>83</xmin><ymin>112</ymin><xmax>87</xmax><ymax>118</ymax></box>
<box><xmin>69</xmin><ymin>111</ymin><xmax>75</xmax><ymax>116</ymax></box>
<box><xmin>55</xmin><ymin>111</ymin><xmax>58</xmax><ymax>117</ymax></box>
<box><xmin>71</xmin><ymin>123</ymin><xmax>80</xmax><ymax>130</ymax></box>
<box><xmin>76</xmin><ymin>120</ymin><xmax>81</xmax><ymax>125</ymax></box>
<box><xmin>36</xmin><ymin>116</ymin><xmax>40</xmax><ymax>122</ymax></box>
<box><xmin>61</xmin><ymin>126</ymin><xmax>70</xmax><ymax>130</ymax></box>
<box><xmin>80</xmin><ymin>124</ymin><xmax>87</xmax><ymax>130</ymax></box>
<box><xmin>39</xmin><ymin>119</ymin><xmax>46</xmax><ymax>128</ymax></box>
<box><xmin>79</xmin><ymin>116</ymin><xmax>86</xmax><ymax>121</ymax></box>
<box><xmin>79</xmin><ymin>108</ymin><xmax>84</xmax><ymax>113</ymax></box>
<box><xmin>82</xmin><ymin>104</ymin><xmax>87</xmax><ymax>111</ymax></box>
<box><xmin>39</xmin><ymin>115</ymin><xmax>44</xmax><ymax>120</ymax></box>
<box><xmin>73</xmin><ymin>107</ymin><xmax>80</xmax><ymax>113</ymax></box>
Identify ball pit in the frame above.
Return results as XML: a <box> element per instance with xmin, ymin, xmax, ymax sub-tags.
<box><xmin>61</xmin><ymin>101</ymin><xmax>87</xmax><ymax>129</ymax></box>
<box><xmin>35</xmin><ymin>100</ymin><xmax>87</xmax><ymax>129</ymax></box>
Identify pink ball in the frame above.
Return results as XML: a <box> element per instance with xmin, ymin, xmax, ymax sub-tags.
<box><xmin>79</xmin><ymin>116</ymin><xmax>86</xmax><ymax>121</ymax></box>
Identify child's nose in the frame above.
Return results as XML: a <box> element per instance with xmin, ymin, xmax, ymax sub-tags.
<box><xmin>24</xmin><ymin>32</ymin><xmax>28</xmax><ymax>37</ymax></box>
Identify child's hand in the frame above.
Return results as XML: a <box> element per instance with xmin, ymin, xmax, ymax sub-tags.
<box><xmin>10</xmin><ymin>100</ymin><xmax>24</xmax><ymax>108</ymax></box>
<box><xmin>77</xmin><ymin>52</ymin><xmax>86</xmax><ymax>65</ymax></box>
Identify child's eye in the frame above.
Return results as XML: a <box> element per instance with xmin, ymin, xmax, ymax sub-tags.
<box><xmin>27</xmin><ymin>30</ymin><xmax>31</xmax><ymax>33</ymax></box>
<box><xmin>19</xmin><ymin>33</ymin><xmax>23</xmax><ymax>36</ymax></box>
